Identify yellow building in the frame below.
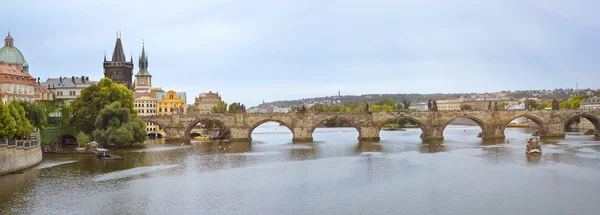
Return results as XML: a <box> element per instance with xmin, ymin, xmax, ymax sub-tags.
<box><xmin>436</xmin><ymin>100</ymin><xmax>462</xmax><ymax>111</ymax></box>
<box><xmin>157</xmin><ymin>90</ymin><xmax>186</xmax><ymax>115</ymax></box>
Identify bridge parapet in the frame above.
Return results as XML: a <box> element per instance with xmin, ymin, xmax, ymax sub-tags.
<box><xmin>138</xmin><ymin>110</ymin><xmax>600</xmax><ymax>143</ymax></box>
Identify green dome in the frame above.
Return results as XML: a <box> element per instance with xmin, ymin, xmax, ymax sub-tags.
<box><xmin>5</xmin><ymin>34</ymin><xmax>13</xmax><ymax>40</ymax></box>
<box><xmin>0</xmin><ymin>46</ymin><xmax>26</xmax><ymax>65</ymax></box>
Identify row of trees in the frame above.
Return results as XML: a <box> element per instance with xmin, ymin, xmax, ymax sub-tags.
<box><xmin>0</xmin><ymin>101</ymin><xmax>43</xmax><ymax>140</ymax></box>
<box><xmin>211</xmin><ymin>101</ymin><xmax>246</xmax><ymax>113</ymax></box>
<box><xmin>292</xmin><ymin>98</ymin><xmax>416</xmax><ymax>113</ymax></box>
<box><xmin>524</xmin><ymin>95</ymin><xmax>587</xmax><ymax>110</ymax></box>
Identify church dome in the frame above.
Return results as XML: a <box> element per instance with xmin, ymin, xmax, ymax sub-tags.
<box><xmin>0</xmin><ymin>32</ymin><xmax>26</xmax><ymax>65</ymax></box>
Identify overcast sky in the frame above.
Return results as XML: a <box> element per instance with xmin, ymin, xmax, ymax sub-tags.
<box><xmin>2</xmin><ymin>0</ymin><xmax>600</xmax><ymax>106</ymax></box>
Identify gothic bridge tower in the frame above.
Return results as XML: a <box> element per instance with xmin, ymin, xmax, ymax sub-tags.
<box><xmin>103</xmin><ymin>31</ymin><xmax>134</xmax><ymax>89</ymax></box>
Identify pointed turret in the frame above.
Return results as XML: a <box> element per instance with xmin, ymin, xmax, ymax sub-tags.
<box><xmin>111</xmin><ymin>33</ymin><xmax>126</xmax><ymax>62</ymax></box>
<box><xmin>136</xmin><ymin>41</ymin><xmax>151</xmax><ymax>76</ymax></box>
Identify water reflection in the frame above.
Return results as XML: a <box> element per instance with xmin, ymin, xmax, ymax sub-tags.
<box><xmin>2</xmin><ymin>125</ymin><xmax>600</xmax><ymax>214</ymax></box>
<box><xmin>419</xmin><ymin>143</ymin><xmax>447</xmax><ymax>153</ymax></box>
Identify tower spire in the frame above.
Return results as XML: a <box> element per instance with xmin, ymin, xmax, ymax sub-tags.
<box><xmin>111</xmin><ymin>32</ymin><xmax>126</xmax><ymax>62</ymax></box>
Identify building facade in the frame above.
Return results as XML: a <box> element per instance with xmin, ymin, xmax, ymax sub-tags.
<box><xmin>134</xmin><ymin>96</ymin><xmax>158</xmax><ymax>133</ymax></box>
<box><xmin>579</xmin><ymin>97</ymin><xmax>600</xmax><ymax>130</ymax></box>
<box><xmin>0</xmin><ymin>33</ymin><xmax>36</xmax><ymax>104</ymax></box>
<box><xmin>194</xmin><ymin>91</ymin><xmax>222</xmax><ymax>114</ymax></box>
<box><xmin>157</xmin><ymin>90</ymin><xmax>187</xmax><ymax>115</ymax></box>
<box><xmin>133</xmin><ymin>43</ymin><xmax>152</xmax><ymax>92</ymax></box>
<box><xmin>103</xmin><ymin>33</ymin><xmax>134</xmax><ymax>90</ymax></box>
<box><xmin>41</xmin><ymin>76</ymin><xmax>96</xmax><ymax>106</ymax></box>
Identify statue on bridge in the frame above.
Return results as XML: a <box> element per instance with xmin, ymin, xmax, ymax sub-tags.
<box><xmin>494</xmin><ymin>101</ymin><xmax>498</xmax><ymax>111</ymax></box>
<box><xmin>366</xmin><ymin>103</ymin><xmax>371</xmax><ymax>113</ymax></box>
<box><xmin>297</xmin><ymin>105</ymin><xmax>308</xmax><ymax>114</ymax></box>
<box><xmin>427</xmin><ymin>100</ymin><xmax>438</xmax><ymax>111</ymax></box>
<box><xmin>240</xmin><ymin>104</ymin><xmax>247</xmax><ymax>113</ymax></box>
<box><xmin>552</xmin><ymin>99</ymin><xmax>559</xmax><ymax>110</ymax></box>
<box><xmin>487</xmin><ymin>102</ymin><xmax>492</xmax><ymax>110</ymax></box>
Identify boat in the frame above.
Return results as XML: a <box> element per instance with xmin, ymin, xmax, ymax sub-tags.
<box><xmin>194</xmin><ymin>136</ymin><xmax>210</xmax><ymax>140</ymax></box>
<box><xmin>382</xmin><ymin>127</ymin><xmax>406</xmax><ymax>131</ymax></box>
<box><xmin>525</xmin><ymin>136</ymin><xmax>542</xmax><ymax>155</ymax></box>
<box><xmin>95</xmin><ymin>148</ymin><xmax>111</xmax><ymax>157</ymax></box>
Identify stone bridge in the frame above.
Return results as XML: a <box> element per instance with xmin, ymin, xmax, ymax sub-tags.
<box><xmin>140</xmin><ymin>110</ymin><xmax>600</xmax><ymax>142</ymax></box>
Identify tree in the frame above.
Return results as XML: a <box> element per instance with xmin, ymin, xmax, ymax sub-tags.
<box><xmin>18</xmin><ymin>101</ymin><xmax>46</xmax><ymax>130</ymax></box>
<box><xmin>212</xmin><ymin>101</ymin><xmax>228</xmax><ymax>113</ymax></box>
<box><xmin>71</xmin><ymin>78</ymin><xmax>135</xmax><ymax>136</ymax></box>
<box><xmin>187</xmin><ymin>104</ymin><xmax>195</xmax><ymax>114</ymax></box>
<box><xmin>8</xmin><ymin>101</ymin><xmax>34</xmax><ymax>140</ymax></box>
<box><xmin>0</xmin><ymin>102</ymin><xmax>17</xmax><ymax>139</ymax></box>
<box><xmin>460</xmin><ymin>104</ymin><xmax>473</xmax><ymax>111</ymax></box>
<box><xmin>402</xmin><ymin>99</ymin><xmax>411</xmax><ymax>110</ymax></box>
<box><xmin>93</xmin><ymin>101</ymin><xmax>146</xmax><ymax>147</ymax></box>
<box><xmin>524</xmin><ymin>99</ymin><xmax>537</xmax><ymax>110</ymax></box>
<box><xmin>228</xmin><ymin>102</ymin><xmax>240</xmax><ymax>113</ymax></box>
<box><xmin>76</xmin><ymin>131</ymin><xmax>90</xmax><ymax>147</ymax></box>
<box><xmin>309</xmin><ymin>104</ymin><xmax>325</xmax><ymax>112</ymax></box>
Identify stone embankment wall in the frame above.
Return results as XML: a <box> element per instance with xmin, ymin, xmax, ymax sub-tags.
<box><xmin>0</xmin><ymin>143</ymin><xmax>43</xmax><ymax>176</ymax></box>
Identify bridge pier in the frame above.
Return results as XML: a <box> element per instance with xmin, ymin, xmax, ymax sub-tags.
<box><xmin>164</xmin><ymin>127</ymin><xmax>186</xmax><ymax>142</ymax></box>
<box><xmin>292</xmin><ymin>127</ymin><xmax>313</xmax><ymax>143</ymax></box>
<box><xmin>480</xmin><ymin>124</ymin><xmax>505</xmax><ymax>139</ymax></box>
<box><xmin>420</xmin><ymin>125</ymin><xmax>444</xmax><ymax>140</ymax></box>
<box><xmin>544</xmin><ymin>122</ymin><xmax>565</xmax><ymax>138</ymax></box>
<box><xmin>358</xmin><ymin>126</ymin><xmax>380</xmax><ymax>141</ymax></box>
<box><xmin>230</xmin><ymin>126</ymin><xmax>252</xmax><ymax>142</ymax></box>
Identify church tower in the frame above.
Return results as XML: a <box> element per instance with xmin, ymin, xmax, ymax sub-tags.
<box><xmin>103</xmin><ymin>32</ymin><xmax>134</xmax><ymax>90</ymax></box>
<box><xmin>134</xmin><ymin>41</ymin><xmax>152</xmax><ymax>92</ymax></box>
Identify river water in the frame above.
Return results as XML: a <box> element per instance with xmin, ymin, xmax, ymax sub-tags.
<box><xmin>2</xmin><ymin>123</ymin><xmax>600</xmax><ymax>215</ymax></box>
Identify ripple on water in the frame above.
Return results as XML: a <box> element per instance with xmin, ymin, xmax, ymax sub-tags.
<box><xmin>93</xmin><ymin>165</ymin><xmax>179</xmax><ymax>182</ymax></box>
<box><xmin>35</xmin><ymin>160</ymin><xmax>79</xmax><ymax>169</ymax></box>
<box><xmin>132</xmin><ymin>145</ymin><xmax>192</xmax><ymax>152</ymax></box>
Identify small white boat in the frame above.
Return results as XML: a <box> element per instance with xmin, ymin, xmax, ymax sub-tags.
<box><xmin>525</xmin><ymin>136</ymin><xmax>542</xmax><ymax>155</ymax></box>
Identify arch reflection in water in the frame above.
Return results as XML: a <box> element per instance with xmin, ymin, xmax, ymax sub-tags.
<box><xmin>192</xmin><ymin>141</ymin><xmax>251</xmax><ymax>154</ymax></box>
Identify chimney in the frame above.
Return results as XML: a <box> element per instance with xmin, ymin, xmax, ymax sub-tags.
<box><xmin>81</xmin><ymin>76</ymin><xmax>85</xmax><ymax>83</ymax></box>
<box><xmin>59</xmin><ymin>76</ymin><xmax>62</xmax><ymax>83</ymax></box>
<box><xmin>72</xmin><ymin>76</ymin><xmax>75</xmax><ymax>83</ymax></box>
<box><xmin>86</xmin><ymin>77</ymin><xmax>89</xmax><ymax>81</ymax></box>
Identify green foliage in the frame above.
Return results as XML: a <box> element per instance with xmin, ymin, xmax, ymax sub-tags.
<box><xmin>460</xmin><ymin>104</ymin><xmax>473</xmax><ymax>111</ymax></box>
<box><xmin>402</xmin><ymin>99</ymin><xmax>411</xmax><ymax>110</ymax></box>
<box><xmin>559</xmin><ymin>95</ymin><xmax>587</xmax><ymax>110</ymax></box>
<box><xmin>212</xmin><ymin>101</ymin><xmax>228</xmax><ymax>113</ymax></box>
<box><xmin>0</xmin><ymin>102</ymin><xmax>17</xmax><ymax>139</ymax></box>
<box><xmin>92</xmin><ymin>101</ymin><xmax>146</xmax><ymax>147</ymax></box>
<box><xmin>71</xmin><ymin>78</ymin><xmax>135</xmax><ymax>135</ymax></box>
<box><xmin>76</xmin><ymin>131</ymin><xmax>90</xmax><ymax>147</ymax></box>
<box><xmin>536</xmin><ymin>103</ymin><xmax>550</xmax><ymax>110</ymax></box>
<box><xmin>228</xmin><ymin>102</ymin><xmax>240</xmax><ymax>113</ymax></box>
<box><xmin>8</xmin><ymin>101</ymin><xmax>34</xmax><ymax>139</ymax></box>
<box><xmin>524</xmin><ymin>99</ymin><xmax>537</xmax><ymax>110</ymax></box>
<box><xmin>309</xmin><ymin>104</ymin><xmax>325</xmax><ymax>112</ymax></box>
<box><xmin>18</xmin><ymin>101</ymin><xmax>46</xmax><ymax>129</ymax></box>
<box><xmin>186</xmin><ymin>104</ymin><xmax>195</xmax><ymax>114</ymax></box>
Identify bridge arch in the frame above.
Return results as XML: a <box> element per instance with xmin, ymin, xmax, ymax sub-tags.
<box><xmin>310</xmin><ymin>115</ymin><xmax>361</xmax><ymax>139</ymax></box>
<box><xmin>184</xmin><ymin>116</ymin><xmax>229</xmax><ymax>141</ymax></box>
<box><xmin>377</xmin><ymin>115</ymin><xmax>426</xmax><ymax>133</ymax></box>
<box><xmin>441</xmin><ymin>115</ymin><xmax>487</xmax><ymax>137</ymax></box>
<box><xmin>503</xmin><ymin>114</ymin><xmax>548</xmax><ymax>136</ymax></box>
<box><xmin>564</xmin><ymin>113</ymin><xmax>600</xmax><ymax>136</ymax></box>
<box><xmin>249</xmin><ymin>119</ymin><xmax>293</xmax><ymax>134</ymax></box>
<box><xmin>140</xmin><ymin>119</ymin><xmax>167</xmax><ymax>132</ymax></box>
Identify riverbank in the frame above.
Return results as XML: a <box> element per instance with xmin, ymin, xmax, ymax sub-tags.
<box><xmin>0</xmin><ymin>142</ymin><xmax>43</xmax><ymax>176</ymax></box>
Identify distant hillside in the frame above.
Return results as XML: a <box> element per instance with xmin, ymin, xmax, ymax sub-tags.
<box><xmin>253</xmin><ymin>89</ymin><xmax>595</xmax><ymax>109</ymax></box>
